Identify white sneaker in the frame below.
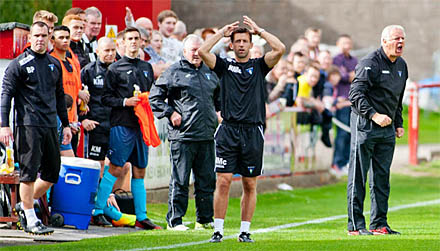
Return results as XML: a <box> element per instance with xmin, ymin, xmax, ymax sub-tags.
<box><xmin>167</xmin><ymin>224</ymin><xmax>189</xmax><ymax>231</ymax></box>
<box><xmin>341</xmin><ymin>165</ymin><xmax>349</xmax><ymax>176</ymax></box>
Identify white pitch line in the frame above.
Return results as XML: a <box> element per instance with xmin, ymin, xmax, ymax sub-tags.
<box><xmin>115</xmin><ymin>198</ymin><xmax>440</xmax><ymax>251</ymax></box>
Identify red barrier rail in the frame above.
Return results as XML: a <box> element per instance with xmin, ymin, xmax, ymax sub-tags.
<box><xmin>408</xmin><ymin>81</ymin><xmax>440</xmax><ymax>165</ymax></box>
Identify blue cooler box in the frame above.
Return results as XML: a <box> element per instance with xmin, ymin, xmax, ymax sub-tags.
<box><xmin>51</xmin><ymin>157</ymin><xmax>101</xmax><ymax>230</ymax></box>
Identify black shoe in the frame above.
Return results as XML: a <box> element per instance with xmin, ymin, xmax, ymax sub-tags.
<box><xmin>92</xmin><ymin>214</ymin><xmax>113</xmax><ymax>227</ymax></box>
<box><xmin>210</xmin><ymin>231</ymin><xmax>223</xmax><ymax>243</ymax></box>
<box><xmin>321</xmin><ymin>131</ymin><xmax>332</xmax><ymax>148</ymax></box>
<box><xmin>24</xmin><ymin>221</ymin><xmax>54</xmax><ymax>235</ymax></box>
<box><xmin>14</xmin><ymin>203</ymin><xmax>27</xmax><ymax>230</ymax></box>
<box><xmin>370</xmin><ymin>226</ymin><xmax>401</xmax><ymax>235</ymax></box>
<box><xmin>238</xmin><ymin>232</ymin><xmax>255</xmax><ymax>242</ymax></box>
<box><xmin>348</xmin><ymin>228</ymin><xmax>373</xmax><ymax>235</ymax></box>
<box><xmin>135</xmin><ymin>218</ymin><xmax>162</xmax><ymax>230</ymax></box>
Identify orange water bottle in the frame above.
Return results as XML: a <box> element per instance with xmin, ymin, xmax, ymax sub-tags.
<box><xmin>133</xmin><ymin>84</ymin><xmax>141</xmax><ymax>97</ymax></box>
<box><xmin>79</xmin><ymin>85</ymin><xmax>89</xmax><ymax>112</ymax></box>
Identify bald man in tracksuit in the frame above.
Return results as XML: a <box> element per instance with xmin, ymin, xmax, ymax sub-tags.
<box><xmin>347</xmin><ymin>25</ymin><xmax>407</xmax><ymax>236</ymax></box>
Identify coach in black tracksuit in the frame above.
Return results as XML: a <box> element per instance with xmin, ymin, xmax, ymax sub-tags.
<box><xmin>80</xmin><ymin>39</ymin><xmax>113</xmax><ymax>162</ymax></box>
<box><xmin>149</xmin><ymin>35</ymin><xmax>221</xmax><ymax>230</ymax></box>
<box><xmin>0</xmin><ymin>22</ymin><xmax>71</xmax><ymax>234</ymax></box>
<box><xmin>347</xmin><ymin>25</ymin><xmax>407</xmax><ymax>235</ymax></box>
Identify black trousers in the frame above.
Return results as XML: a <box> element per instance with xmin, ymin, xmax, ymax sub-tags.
<box><xmin>347</xmin><ymin>111</ymin><xmax>396</xmax><ymax>231</ymax></box>
<box><xmin>166</xmin><ymin>140</ymin><xmax>216</xmax><ymax>226</ymax></box>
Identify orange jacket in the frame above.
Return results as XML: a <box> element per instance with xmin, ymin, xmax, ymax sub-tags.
<box><xmin>50</xmin><ymin>49</ymin><xmax>82</xmax><ymax>122</ymax></box>
<box><xmin>134</xmin><ymin>92</ymin><xmax>161</xmax><ymax>147</ymax></box>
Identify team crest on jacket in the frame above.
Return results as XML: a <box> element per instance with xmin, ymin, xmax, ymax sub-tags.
<box><xmin>205</xmin><ymin>73</ymin><xmax>211</xmax><ymax>80</ymax></box>
<box><xmin>143</xmin><ymin>70</ymin><xmax>149</xmax><ymax>78</ymax></box>
<box><xmin>246</xmin><ymin>67</ymin><xmax>253</xmax><ymax>75</ymax></box>
<box><xmin>48</xmin><ymin>64</ymin><xmax>55</xmax><ymax>71</ymax></box>
<box><xmin>398</xmin><ymin>71</ymin><xmax>402</xmax><ymax>77</ymax></box>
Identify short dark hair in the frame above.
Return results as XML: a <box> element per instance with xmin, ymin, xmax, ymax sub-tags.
<box><xmin>230</xmin><ymin>27</ymin><xmax>252</xmax><ymax>43</ymax></box>
<box><xmin>30</xmin><ymin>21</ymin><xmax>49</xmax><ymax>34</ymax></box>
<box><xmin>53</xmin><ymin>25</ymin><xmax>70</xmax><ymax>34</ymax></box>
<box><xmin>293</xmin><ymin>51</ymin><xmax>304</xmax><ymax>58</ymax></box>
<box><xmin>64</xmin><ymin>94</ymin><xmax>73</xmax><ymax>109</ymax></box>
<box><xmin>327</xmin><ymin>65</ymin><xmax>341</xmax><ymax>77</ymax></box>
<box><xmin>52</xmin><ymin>25</ymin><xmax>70</xmax><ymax>39</ymax></box>
<box><xmin>123</xmin><ymin>27</ymin><xmax>140</xmax><ymax>39</ymax></box>
<box><xmin>157</xmin><ymin>10</ymin><xmax>178</xmax><ymax>24</ymax></box>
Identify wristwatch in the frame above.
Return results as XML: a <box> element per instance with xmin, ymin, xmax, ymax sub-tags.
<box><xmin>257</xmin><ymin>28</ymin><xmax>265</xmax><ymax>36</ymax></box>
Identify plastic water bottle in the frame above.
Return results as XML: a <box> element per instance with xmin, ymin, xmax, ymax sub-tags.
<box><xmin>133</xmin><ymin>84</ymin><xmax>141</xmax><ymax>97</ymax></box>
<box><xmin>79</xmin><ymin>85</ymin><xmax>89</xmax><ymax>112</ymax></box>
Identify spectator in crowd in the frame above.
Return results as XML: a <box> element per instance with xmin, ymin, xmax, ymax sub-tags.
<box><xmin>136</xmin><ymin>17</ymin><xmax>154</xmax><ymax>35</ymax></box>
<box><xmin>266</xmin><ymin>58</ymin><xmax>288</xmax><ymax>95</ymax></box>
<box><xmin>115</xmin><ymin>31</ymin><xmax>125</xmax><ymax>60</ymax></box>
<box><xmin>250</xmin><ymin>44</ymin><xmax>264</xmax><ymax>59</ymax></box>
<box><xmin>305</xmin><ymin>28</ymin><xmax>321</xmax><ymax>60</ymax></box>
<box><xmin>347</xmin><ymin>25</ymin><xmax>407</xmax><ymax>236</ymax></box>
<box><xmin>281</xmin><ymin>51</ymin><xmax>307</xmax><ymax>106</ymax></box>
<box><xmin>62</xmin><ymin>14</ymin><xmax>89</xmax><ymax>68</ymax></box>
<box><xmin>150</xmin><ymin>34</ymin><xmax>220</xmax><ymax>231</ymax></box>
<box><xmin>82</xmin><ymin>6</ymin><xmax>102</xmax><ymax>62</ymax></box>
<box><xmin>287</xmin><ymin>36</ymin><xmax>309</xmax><ymax>62</ymax></box>
<box><xmin>64</xmin><ymin>7</ymin><xmax>86</xmax><ymax>22</ymax></box>
<box><xmin>93</xmin><ymin>27</ymin><xmax>161</xmax><ymax>230</ymax></box>
<box><xmin>295</xmin><ymin>62</ymin><xmax>332</xmax><ymax>139</ymax></box>
<box><xmin>145</xmin><ymin>30</ymin><xmax>166</xmax><ymax>64</ymax></box>
<box><xmin>172</xmin><ymin>20</ymin><xmax>187</xmax><ymax>41</ymax></box>
<box><xmin>50</xmin><ymin>25</ymin><xmax>84</xmax><ymax>156</ymax></box>
<box><xmin>157</xmin><ymin>10</ymin><xmax>183</xmax><ymax>63</ymax></box>
<box><xmin>322</xmin><ymin>65</ymin><xmax>342</xmax><ymax>111</ymax></box>
<box><xmin>332</xmin><ymin>34</ymin><xmax>358</xmax><ymax>173</ymax></box>
<box><xmin>124</xmin><ymin>7</ymin><xmax>153</xmax><ymax>36</ymax></box>
<box><xmin>1</xmin><ymin>21</ymin><xmax>71</xmax><ymax>235</ymax></box>
<box><xmin>199</xmin><ymin>15</ymin><xmax>285</xmax><ymax>243</ymax></box>
<box><xmin>201</xmin><ymin>28</ymin><xmax>216</xmax><ymax>41</ymax></box>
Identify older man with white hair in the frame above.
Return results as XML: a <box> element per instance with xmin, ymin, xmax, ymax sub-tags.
<box><xmin>347</xmin><ymin>25</ymin><xmax>407</xmax><ymax>236</ymax></box>
<box><xmin>149</xmin><ymin>34</ymin><xmax>221</xmax><ymax>231</ymax></box>
<box><xmin>82</xmin><ymin>6</ymin><xmax>102</xmax><ymax>62</ymax></box>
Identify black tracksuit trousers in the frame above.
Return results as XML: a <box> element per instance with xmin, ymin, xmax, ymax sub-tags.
<box><xmin>347</xmin><ymin>111</ymin><xmax>396</xmax><ymax>231</ymax></box>
<box><xmin>166</xmin><ymin>140</ymin><xmax>216</xmax><ymax>227</ymax></box>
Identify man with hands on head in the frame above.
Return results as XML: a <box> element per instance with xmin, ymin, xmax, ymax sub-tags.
<box><xmin>0</xmin><ymin>21</ymin><xmax>72</xmax><ymax>235</ymax></box>
<box><xmin>198</xmin><ymin>16</ymin><xmax>285</xmax><ymax>243</ymax></box>
<box><xmin>347</xmin><ymin>25</ymin><xmax>407</xmax><ymax>236</ymax></box>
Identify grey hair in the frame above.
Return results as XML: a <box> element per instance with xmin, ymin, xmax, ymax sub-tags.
<box><xmin>173</xmin><ymin>20</ymin><xmax>187</xmax><ymax>35</ymax></box>
<box><xmin>183</xmin><ymin>34</ymin><xmax>203</xmax><ymax>49</ymax></box>
<box><xmin>85</xmin><ymin>6</ymin><xmax>102</xmax><ymax>18</ymax></box>
<box><xmin>381</xmin><ymin>25</ymin><xmax>405</xmax><ymax>44</ymax></box>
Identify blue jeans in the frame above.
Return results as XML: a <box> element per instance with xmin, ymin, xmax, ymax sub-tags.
<box><xmin>332</xmin><ymin>106</ymin><xmax>351</xmax><ymax>169</ymax></box>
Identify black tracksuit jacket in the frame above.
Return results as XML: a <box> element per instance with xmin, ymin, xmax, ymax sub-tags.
<box><xmin>149</xmin><ymin>59</ymin><xmax>221</xmax><ymax>141</ymax></box>
<box><xmin>1</xmin><ymin>48</ymin><xmax>69</xmax><ymax>128</ymax></box>
<box><xmin>102</xmin><ymin>56</ymin><xmax>155</xmax><ymax>128</ymax></box>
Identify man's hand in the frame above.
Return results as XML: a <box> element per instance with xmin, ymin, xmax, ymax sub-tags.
<box><xmin>82</xmin><ymin>119</ymin><xmax>100</xmax><ymax>131</ymax></box>
<box><xmin>396</xmin><ymin>127</ymin><xmax>404</xmax><ymax>138</ymax></box>
<box><xmin>125</xmin><ymin>7</ymin><xmax>135</xmax><ymax>26</ymax></box>
<box><xmin>243</xmin><ymin>15</ymin><xmax>261</xmax><ymax>35</ymax></box>
<box><xmin>79</xmin><ymin>104</ymin><xmax>89</xmax><ymax>116</ymax></box>
<box><xmin>78</xmin><ymin>90</ymin><xmax>90</xmax><ymax>103</ymax></box>
<box><xmin>107</xmin><ymin>194</ymin><xmax>120</xmax><ymax>211</ymax></box>
<box><xmin>62</xmin><ymin>127</ymin><xmax>72</xmax><ymax>145</ymax></box>
<box><xmin>372</xmin><ymin>113</ymin><xmax>392</xmax><ymax>127</ymax></box>
<box><xmin>125</xmin><ymin>97</ymin><xmax>140</xmax><ymax>107</ymax></box>
<box><xmin>0</xmin><ymin>127</ymin><xmax>13</xmax><ymax>146</ymax></box>
<box><xmin>170</xmin><ymin>111</ymin><xmax>182</xmax><ymax>127</ymax></box>
<box><xmin>219</xmin><ymin>21</ymin><xmax>239</xmax><ymax>37</ymax></box>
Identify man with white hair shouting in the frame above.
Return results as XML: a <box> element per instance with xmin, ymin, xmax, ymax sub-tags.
<box><xmin>347</xmin><ymin>25</ymin><xmax>407</xmax><ymax>236</ymax></box>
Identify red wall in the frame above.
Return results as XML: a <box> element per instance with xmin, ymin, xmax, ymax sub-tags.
<box><xmin>72</xmin><ymin>0</ymin><xmax>171</xmax><ymax>38</ymax></box>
